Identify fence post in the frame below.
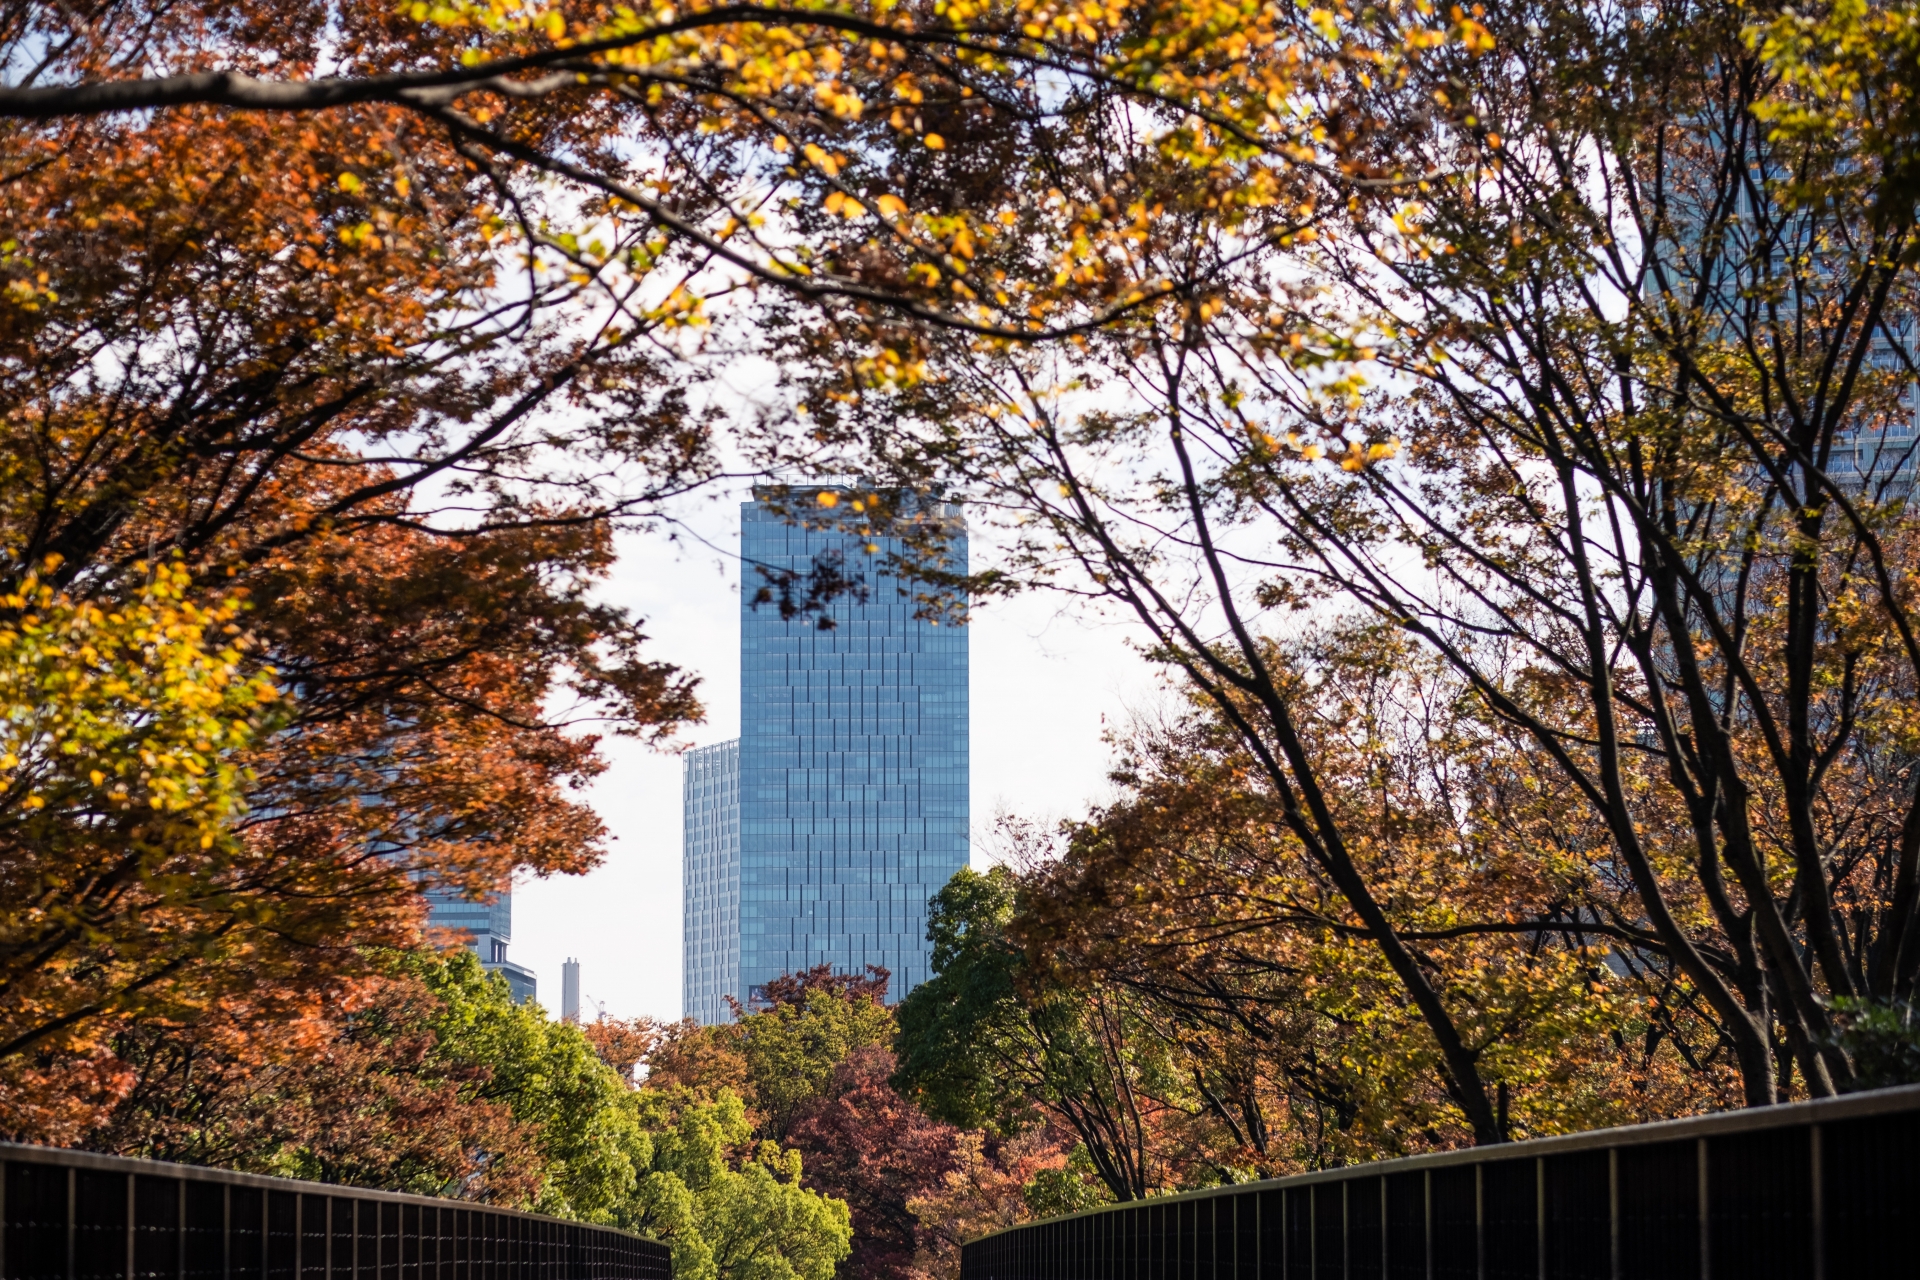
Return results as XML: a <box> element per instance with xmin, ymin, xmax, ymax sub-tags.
<box><xmin>127</xmin><ymin>1172</ymin><xmax>136</xmax><ymax>1280</ymax></box>
<box><xmin>1279</xmin><ymin>1190</ymin><xmax>1286</xmax><ymax>1280</ymax></box>
<box><xmin>1809</xmin><ymin>1126</ymin><xmax>1823</xmax><ymax>1280</ymax></box>
<box><xmin>1380</xmin><ymin>1178</ymin><xmax>1389</xmax><ymax>1280</ymax></box>
<box><xmin>1534</xmin><ymin>1158</ymin><xmax>1545</xmax><ymax>1280</ymax></box>
<box><xmin>1695</xmin><ymin>1138</ymin><xmax>1709</xmax><ymax>1280</ymax></box>
<box><xmin>1423</xmin><ymin>1170</ymin><xmax>1432</xmax><ymax>1280</ymax></box>
<box><xmin>1606</xmin><ymin>1148</ymin><xmax>1618</xmax><ymax>1280</ymax></box>
<box><xmin>1342</xmin><ymin>1181</ymin><xmax>1350</xmax><ymax>1280</ymax></box>
<box><xmin>1474</xmin><ymin>1164</ymin><xmax>1484</xmax><ymax>1280</ymax></box>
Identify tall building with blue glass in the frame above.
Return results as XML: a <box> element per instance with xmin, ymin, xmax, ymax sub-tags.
<box><xmin>681</xmin><ymin>485</ymin><xmax>968</xmax><ymax>1023</ymax></box>
<box><xmin>683</xmin><ymin>739</ymin><xmax>741</xmax><ymax>1026</ymax></box>
<box><xmin>424</xmin><ymin>886</ymin><xmax>537</xmax><ymax>1004</ymax></box>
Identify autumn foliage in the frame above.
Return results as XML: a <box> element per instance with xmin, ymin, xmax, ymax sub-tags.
<box><xmin>7</xmin><ymin>0</ymin><xmax>1920</xmax><ymax>1260</ymax></box>
<box><xmin>0</xmin><ymin>4</ymin><xmax>702</xmax><ymax>1134</ymax></box>
<box><xmin>586</xmin><ymin>971</ymin><xmax>1100</xmax><ymax>1280</ymax></box>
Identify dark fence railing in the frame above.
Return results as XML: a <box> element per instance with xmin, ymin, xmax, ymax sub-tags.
<box><xmin>960</xmin><ymin>1082</ymin><xmax>1920</xmax><ymax>1280</ymax></box>
<box><xmin>0</xmin><ymin>1144</ymin><xmax>669</xmax><ymax>1280</ymax></box>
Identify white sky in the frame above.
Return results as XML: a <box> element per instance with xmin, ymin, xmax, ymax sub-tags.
<box><xmin>510</xmin><ymin>482</ymin><xmax>1162</xmax><ymax>1022</ymax></box>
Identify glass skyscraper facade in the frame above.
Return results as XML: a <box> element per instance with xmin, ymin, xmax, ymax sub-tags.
<box><xmin>682</xmin><ymin>739</ymin><xmax>741</xmax><ymax>1026</ymax></box>
<box><xmin>681</xmin><ymin>485</ymin><xmax>969</xmax><ymax>1023</ymax></box>
<box><xmin>424</xmin><ymin>886</ymin><xmax>536</xmax><ymax>1003</ymax></box>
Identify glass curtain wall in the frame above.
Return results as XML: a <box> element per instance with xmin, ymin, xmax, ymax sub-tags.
<box><xmin>682</xmin><ymin>738</ymin><xmax>741</xmax><ymax>1025</ymax></box>
<box><xmin>736</xmin><ymin>486</ymin><xmax>969</xmax><ymax>1004</ymax></box>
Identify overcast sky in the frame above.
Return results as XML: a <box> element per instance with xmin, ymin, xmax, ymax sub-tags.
<box><xmin>509</xmin><ymin>482</ymin><xmax>1162</xmax><ymax>1022</ymax></box>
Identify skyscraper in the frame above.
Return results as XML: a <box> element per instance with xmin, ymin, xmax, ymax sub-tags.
<box><xmin>681</xmin><ymin>485</ymin><xmax>969</xmax><ymax>1023</ymax></box>
<box><xmin>424</xmin><ymin>886</ymin><xmax>537</xmax><ymax>1003</ymax></box>
<box><xmin>683</xmin><ymin>739</ymin><xmax>741</xmax><ymax>1026</ymax></box>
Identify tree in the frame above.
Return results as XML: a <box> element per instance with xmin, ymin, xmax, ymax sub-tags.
<box><xmin>791</xmin><ymin>0</ymin><xmax>1920</xmax><ymax>1124</ymax></box>
<box><xmin>0</xmin><ymin>0</ymin><xmax>705</xmax><ymax>1112</ymax></box>
<box><xmin>79</xmin><ymin>942</ymin><xmax>860</xmax><ymax>1280</ymax></box>
<box><xmin>901</xmin><ymin>1127</ymin><xmax>1083</xmax><ymax>1280</ymax></box>
<box><xmin>894</xmin><ymin>867</ymin><xmax>1187</xmax><ymax>1200</ymax></box>
<box><xmin>0</xmin><ymin>563</ymin><xmax>289</xmax><ymax>1134</ymax></box>
<box><xmin>737</xmin><ymin>968</ymin><xmax>895</xmax><ymax>1141</ymax></box>
<box><xmin>74</xmin><ymin>949</ymin><xmax>630</xmax><ymax>1207</ymax></box>
<box><xmin>0</xmin><ymin>0</ymin><xmax>1433</xmax><ymax>346</ymax></box>
<box><xmin>1020</xmin><ymin>643</ymin><xmax>1724</xmax><ymax>1166</ymax></box>
<box><xmin>1246</xmin><ymin>0</ymin><xmax>1920</xmax><ymax>1106</ymax></box>
<box><xmin>0</xmin><ymin>0</ymin><xmax>1495</xmax><ymax>1130</ymax></box>
<box><xmin>785</xmin><ymin>1046</ymin><xmax>961</xmax><ymax>1280</ymax></box>
<box><xmin>0</xmin><ymin>169</ymin><xmax>704</xmax><ymax>1109</ymax></box>
<box><xmin>641</xmin><ymin>1019</ymin><xmax>757</xmax><ymax>1103</ymax></box>
<box><xmin>0</xmin><ymin>495</ymin><xmax>701</xmax><ymax>1132</ymax></box>
<box><xmin>631</xmin><ymin>1089</ymin><xmax>853</xmax><ymax>1280</ymax></box>
<box><xmin>611</xmin><ymin>966</ymin><xmax>1016</xmax><ymax>1280</ymax></box>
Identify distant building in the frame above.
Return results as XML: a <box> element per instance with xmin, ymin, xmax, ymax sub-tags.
<box><xmin>424</xmin><ymin>886</ymin><xmax>537</xmax><ymax>1004</ymax></box>
<box><xmin>1825</xmin><ymin>324</ymin><xmax>1920</xmax><ymax>491</ymax></box>
<box><xmin>679</xmin><ymin>487</ymin><xmax>970</xmax><ymax>1023</ymax></box>
<box><xmin>736</xmin><ymin>487</ymin><xmax>969</xmax><ymax>1007</ymax></box>
<box><xmin>562</xmin><ymin>957</ymin><xmax>581</xmax><ymax>1022</ymax></box>
<box><xmin>683</xmin><ymin>739</ymin><xmax>741</xmax><ymax>1026</ymax></box>
<box><xmin>1664</xmin><ymin>151</ymin><xmax>1919</xmax><ymax>493</ymax></box>
<box><xmin>681</xmin><ymin>485</ymin><xmax>970</xmax><ymax>1024</ymax></box>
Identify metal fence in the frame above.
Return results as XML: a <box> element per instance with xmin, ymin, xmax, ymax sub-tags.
<box><xmin>960</xmin><ymin>1083</ymin><xmax>1920</xmax><ymax>1280</ymax></box>
<box><xmin>0</xmin><ymin>1144</ymin><xmax>669</xmax><ymax>1280</ymax></box>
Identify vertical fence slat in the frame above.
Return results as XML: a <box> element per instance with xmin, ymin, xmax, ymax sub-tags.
<box><xmin>1534</xmin><ymin>1161</ymin><xmax>1544</xmax><ymax>1280</ymax></box>
<box><xmin>1423</xmin><ymin>1171</ymin><xmax>1432</xmax><ymax>1280</ymax></box>
<box><xmin>1696</xmin><ymin>1139</ymin><xmax>1708</xmax><ymax>1280</ymax></box>
<box><xmin>1607</xmin><ymin>1148</ymin><xmax>1618</xmax><ymax>1280</ymax></box>
<box><xmin>1808</xmin><ymin>1127</ymin><xmax>1823</xmax><ymax>1280</ymax></box>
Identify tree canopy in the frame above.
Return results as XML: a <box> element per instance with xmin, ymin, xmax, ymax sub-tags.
<box><xmin>7</xmin><ymin>0</ymin><xmax>1920</xmax><ymax>1195</ymax></box>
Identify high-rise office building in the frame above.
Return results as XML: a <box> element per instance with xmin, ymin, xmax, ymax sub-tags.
<box><xmin>424</xmin><ymin>886</ymin><xmax>537</xmax><ymax>1004</ymax></box>
<box><xmin>683</xmin><ymin>739</ymin><xmax>741</xmax><ymax>1026</ymax></box>
<box><xmin>1665</xmin><ymin>148</ymin><xmax>1919</xmax><ymax>491</ymax></box>
<box><xmin>1830</xmin><ymin>325</ymin><xmax>1919</xmax><ymax>489</ymax></box>
<box><xmin>681</xmin><ymin>485</ymin><xmax>969</xmax><ymax>1023</ymax></box>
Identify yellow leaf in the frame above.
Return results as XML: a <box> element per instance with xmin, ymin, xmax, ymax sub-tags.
<box><xmin>336</xmin><ymin>172</ymin><xmax>363</xmax><ymax>193</ymax></box>
<box><xmin>924</xmin><ymin>133</ymin><xmax>946</xmax><ymax>150</ymax></box>
<box><xmin>877</xmin><ymin>194</ymin><xmax>908</xmax><ymax>217</ymax></box>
